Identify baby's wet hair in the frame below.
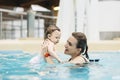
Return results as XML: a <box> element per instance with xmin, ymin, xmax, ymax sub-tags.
<box><xmin>45</xmin><ymin>25</ymin><xmax>60</xmax><ymax>39</ymax></box>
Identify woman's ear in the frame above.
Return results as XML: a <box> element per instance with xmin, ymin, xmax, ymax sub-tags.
<box><xmin>77</xmin><ymin>48</ymin><xmax>81</xmax><ymax>53</ymax></box>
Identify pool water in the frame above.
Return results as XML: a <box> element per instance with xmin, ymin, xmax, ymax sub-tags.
<box><xmin>0</xmin><ymin>50</ymin><xmax>120</xmax><ymax>80</ymax></box>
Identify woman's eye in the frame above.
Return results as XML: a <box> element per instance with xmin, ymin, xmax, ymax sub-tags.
<box><xmin>56</xmin><ymin>37</ymin><xmax>60</xmax><ymax>39</ymax></box>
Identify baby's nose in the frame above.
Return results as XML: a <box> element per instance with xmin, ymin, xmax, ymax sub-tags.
<box><xmin>64</xmin><ymin>43</ymin><xmax>67</xmax><ymax>48</ymax></box>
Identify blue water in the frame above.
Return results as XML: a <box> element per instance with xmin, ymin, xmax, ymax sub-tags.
<box><xmin>0</xmin><ymin>50</ymin><xmax>120</xmax><ymax>80</ymax></box>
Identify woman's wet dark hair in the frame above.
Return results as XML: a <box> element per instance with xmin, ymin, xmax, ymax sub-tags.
<box><xmin>72</xmin><ymin>32</ymin><xmax>89</xmax><ymax>59</ymax></box>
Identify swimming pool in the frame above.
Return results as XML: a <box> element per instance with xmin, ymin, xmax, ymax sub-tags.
<box><xmin>0</xmin><ymin>50</ymin><xmax>120</xmax><ymax>80</ymax></box>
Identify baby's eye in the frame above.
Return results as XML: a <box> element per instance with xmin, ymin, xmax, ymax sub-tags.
<box><xmin>69</xmin><ymin>42</ymin><xmax>72</xmax><ymax>46</ymax></box>
<box><xmin>67</xmin><ymin>41</ymin><xmax>72</xmax><ymax>46</ymax></box>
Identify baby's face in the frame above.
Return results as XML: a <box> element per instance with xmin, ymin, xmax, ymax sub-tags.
<box><xmin>49</xmin><ymin>30</ymin><xmax>61</xmax><ymax>44</ymax></box>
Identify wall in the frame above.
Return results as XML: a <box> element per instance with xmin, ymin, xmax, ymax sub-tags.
<box><xmin>88</xmin><ymin>0</ymin><xmax>120</xmax><ymax>41</ymax></box>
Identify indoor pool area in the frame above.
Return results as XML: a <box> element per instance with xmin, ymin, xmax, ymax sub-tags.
<box><xmin>0</xmin><ymin>0</ymin><xmax>120</xmax><ymax>80</ymax></box>
<box><xmin>0</xmin><ymin>50</ymin><xmax>120</xmax><ymax>80</ymax></box>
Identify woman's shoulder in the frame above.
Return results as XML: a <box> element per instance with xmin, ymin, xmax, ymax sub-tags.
<box><xmin>70</xmin><ymin>56</ymin><xmax>89</xmax><ymax>64</ymax></box>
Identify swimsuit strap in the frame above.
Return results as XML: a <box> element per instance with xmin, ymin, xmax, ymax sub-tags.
<box><xmin>82</xmin><ymin>56</ymin><xmax>88</xmax><ymax>63</ymax></box>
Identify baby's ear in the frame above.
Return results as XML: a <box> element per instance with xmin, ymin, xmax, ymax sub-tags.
<box><xmin>48</xmin><ymin>34</ymin><xmax>51</xmax><ymax>38</ymax></box>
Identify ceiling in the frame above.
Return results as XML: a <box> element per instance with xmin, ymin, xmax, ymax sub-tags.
<box><xmin>0</xmin><ymin>0</ymin><xmax>60</xmax><ymax>10</ymax></box>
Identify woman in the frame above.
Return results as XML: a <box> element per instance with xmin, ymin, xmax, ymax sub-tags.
<box><xmin>64</xmin><ymin>32</ymin><xmax>89</xmax><ymax>64</ymax></box>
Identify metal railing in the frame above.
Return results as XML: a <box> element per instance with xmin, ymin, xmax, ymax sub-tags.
<box><xmin>0</xmin><ymin>8</ymin><xmax>57</xmax><ymax>39</ymax></box>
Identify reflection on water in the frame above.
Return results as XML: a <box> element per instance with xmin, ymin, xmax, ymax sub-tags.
<box><xmin>0</xmin><ymin>51</ymin><xmax>120</xmax><ymax>80</ymax></box>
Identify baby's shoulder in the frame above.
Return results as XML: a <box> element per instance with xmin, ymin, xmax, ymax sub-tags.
<box><xmin>43</xmin><ymin>40</ymin><xmax>49</xmax><ymax>44</ymax></box>
<box><xmin>43</xmin><ymin>40</ymin><xmax>54</xmax><ymax>45</ymax></box>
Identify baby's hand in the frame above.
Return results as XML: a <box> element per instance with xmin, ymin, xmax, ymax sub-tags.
<box><xmin>41</xmin><ymin>45</ymin><xmax>47</xmax><ymax>53</ymax></box>
<box><xmin>60</xmin><ymin>61</ymin><xmax>68</xmax><ymax>64</ymax></box>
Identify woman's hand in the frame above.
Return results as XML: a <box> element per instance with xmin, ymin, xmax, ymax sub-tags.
<box><xmin>41</xmin><ymin>41</ymin><xmax>49</xmax><ymax>54</ymax></box>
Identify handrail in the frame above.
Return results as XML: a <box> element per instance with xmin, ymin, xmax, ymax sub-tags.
<box><xmin>0</xmin><ymin>8</ymin><xmax>57</xmax><ymax>19</ymax></box>
<box><xmin>36</xmin><ymin>13</ymin><xmax>57</xmax><ymax>19</ymax></box>
<box><xmin>0</xmin><ymin>8</ymin><xmax>27</xmax><ymax>15</ymax></box>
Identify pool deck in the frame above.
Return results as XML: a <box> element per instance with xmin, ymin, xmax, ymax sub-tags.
<box><xmin>0</xmin><ymin>38</ymin><xmax>120</xmax><ymax>53</ymax></box>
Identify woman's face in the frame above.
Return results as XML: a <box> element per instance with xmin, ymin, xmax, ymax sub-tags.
<box><xmin>64</xmin><ymin>36</ymin><xmax>79</xmax><ymax>56</ymax></box>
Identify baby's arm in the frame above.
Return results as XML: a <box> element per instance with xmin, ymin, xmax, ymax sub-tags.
<box><xmin>45</xmin><ymin>57</ymin><xmax>54</xmax><ymax>64</ymax></box>
<box><xmin>47</xmin><ymin>43</ymin><xmax>62</xmax><ymax>63</ymax></box>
